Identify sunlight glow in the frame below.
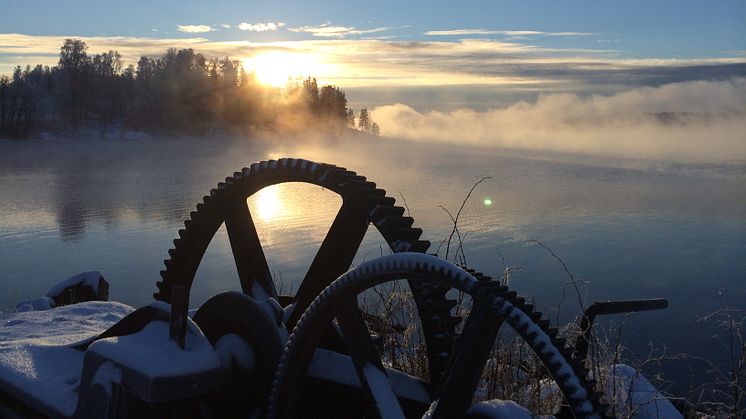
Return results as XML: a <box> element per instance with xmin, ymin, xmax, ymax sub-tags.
<box><xmin>243</xmin><ymin>51</ymin><xmax>333</xmax><ymax>87</ymax></box>
<box><xmin>252</xmin><ymin>185</ymin><xmax>283</xmax><ymax>221</ymax></box>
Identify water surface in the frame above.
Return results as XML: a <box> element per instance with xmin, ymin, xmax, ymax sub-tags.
<box><xmin>1</xmin><ymin>136</ymin><xmax>744</xmax><ymax>394</ymax></box>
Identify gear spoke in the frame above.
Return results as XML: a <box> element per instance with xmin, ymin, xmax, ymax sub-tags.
<box><xmin>333</xmin><ymin>294</ymin><xmax>406</xmax><ymax>419</ymax></box>
<box><xmin>431</xmin><ymin>297</ymin><xmax>504</xmax><ymax>418</ymax></box>
<box><xmin>224</xmin><ymin>197</ymin><xmax>275</xmax><ymax>299</ymax></box>
<box><xmin>289</xmin><ymin>201</ymin><xmax>369</xmax><ymax>327</ymax></box>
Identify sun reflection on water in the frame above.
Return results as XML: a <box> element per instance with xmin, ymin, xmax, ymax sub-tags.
<box><xmin>251</xmin><ymin>184</ymin><xmax>283</xmax><ymax>222</ymax></box>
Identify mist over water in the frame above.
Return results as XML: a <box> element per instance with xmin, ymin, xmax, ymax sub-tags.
<box><xmin>0</xmin><ymin>132</ymin><xmax>744</xmax><ymax>395</ymax></box>
<box><xmin>371</xmin><ymin>78</ymin><xmax>746</xmax><ymax>161</ymax></box>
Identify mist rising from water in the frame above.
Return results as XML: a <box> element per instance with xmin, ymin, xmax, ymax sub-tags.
<box><xmin>371</xmin><ymin>78</ymin><xmax>746</xmax><ymax>162</ymax></box>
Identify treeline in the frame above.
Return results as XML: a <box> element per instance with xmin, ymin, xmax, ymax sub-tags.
<box><xmin>0</xmin><ymin>39</ymin><xmax>380</xmax><ymax>138</ymax></box>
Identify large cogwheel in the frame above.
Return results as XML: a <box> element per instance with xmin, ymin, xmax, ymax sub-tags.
<box><xmin>269</xmin><ymin>253</ymin><xmax>609</xmax><ymax>419</ymax></box>
<box><xmin>155</xmin><ymin>158</ymin><xmax>460</xmax><ymax>384</ymax></box>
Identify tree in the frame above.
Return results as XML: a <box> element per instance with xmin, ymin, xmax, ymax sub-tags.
<box><xmin>56</xmin><ymin>39</ymin><xmax>91</xmax><ymax>124</ymax></box>
<box><xmin>346</xmin><ymin>108</ymin><xmax>355</xmax><ymax>128</ymax></box>
<box><xmin>58</xmin><ymin>39</ymin><xmax>89</xmax><ymax>71</ymax></box>
<box><xmin>318</xmin><ymin>85</ymin><xmax>347</xmax><ymax>122</ymax></box>
<box><xmin>302</xmin><ymin>76</ymin><xmax>319</xmax><ymax>112</ymax></box>
<box><xmin>358</xmin><ymin>108</ymin><xmax>370</xmax><ymax>131</ymax></box>
<box><xmin>371</xmin><ymin>122</ymin><xmax>380</xmax><ymax>136</ymax></box>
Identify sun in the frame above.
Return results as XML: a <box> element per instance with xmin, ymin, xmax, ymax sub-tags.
<box><xmin>243</xmin><ymin>51</ymin><xmax>331</xmax><ymax>87</ymax></box>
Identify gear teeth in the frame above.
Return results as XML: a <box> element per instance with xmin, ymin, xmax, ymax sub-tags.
<box><xmin>529</xmin><ymin>311</ymin><xmax>542</xmax><ymax>322</ymax></box>
<box><xmin>178</xmin><ymin>229</ymin><xmax>187</xmax><ymax>238</ymax></box>
<box><xmin>196</xmin><ymin>203</ymin><xmax>205</xmax><ymax>212</ymax></box>
<box><xmin>377</xmin><ymin>216</ymin><xmax>414</xmax><ymax>229</ymax></box>
<box><xmin>389</xmin><ymin>227</ymin><xmax>422</xmax><ymax>241</ymax></box>
<box><xmin>498</xmin><ymin>290</ymin><xmax>518</xmax><ymax>300</ymax></box>
<box><xmin>164</xmin><ymin>259</ymin><xmax>172</xmax><ymax>268</ymax></box>
<box><xmin>369</xmin><ymin>205</ymin><xmax>405</xmax><ymax>218</ymax></box>
<box><xmin>173</xmin><ymin>238</ymin><xmax>182</xmax><ymax>248</ymax></box>
<box><xmin>190</xmin><ymin>211</ymin><xmax>198</xmax><ymax>220</ymax></box>
<box><xmin>368</xmin><ymin>196</ymin><xmax>396</xmax><ymax>207</ymax></box>
<box><xmin>410</xmin><ymin>240</ymin><xmax>431</xmax><ymax>252</ymax></box>
<box><xmin>184</xmin><ymin>220</ymin><xmax>192</xmax><ymax>229</ymax></box>
<box><xmin>225</xmin><ymin>177</ymin><xmax>234</xmax><ymax>185</ymax></box>
<box><xmin>168</xmin><ymin>249</ymin><xmax>176</xmax><ymax>258</ymax></box>
<box><xmin>159</xmin><ymin>271</ymin><xmax>167</xmax><ymax>281</ymax></box>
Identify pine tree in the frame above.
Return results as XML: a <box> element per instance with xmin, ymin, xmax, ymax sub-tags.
<box><xmin>358</xmin><ymin>108</ymin><xmax>370</xmax><ymax>131</ymax></box>
<box><xmin>346</xmin><ymin>109</ymin><xmax>355</xmax><ymax>128</ymax></box>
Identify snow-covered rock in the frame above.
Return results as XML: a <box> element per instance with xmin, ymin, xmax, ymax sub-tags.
<box><xmin>607</xmin><ymin>364</ymin><xmax>682</xmax><ymax>419</ymax></box>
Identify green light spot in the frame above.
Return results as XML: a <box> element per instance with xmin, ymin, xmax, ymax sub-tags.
<box><xmin>483</xmin><ymin>199</ymin><xmax>492</xmax><ymax>206</ymax></box>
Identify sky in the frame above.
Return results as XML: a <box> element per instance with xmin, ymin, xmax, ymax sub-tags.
<box><xmin>1</xmin><ymin>0</ymin><xmax>745</xmax><ymax>159</ymax></box>
<box><xmin>2</xmin><ymin>0</ymin><xmax>744</xmax><ymax>98</ymax></box>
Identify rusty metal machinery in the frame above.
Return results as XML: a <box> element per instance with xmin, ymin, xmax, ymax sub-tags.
<box><xmin>155</xmin><ymin>158</ymin><xmax>461</xmax><ymax>386</ymax></box>
<box><xmin>1</xmin><ymin>158</ymin><xmax>673</xmax><ymax>418</ymax></box>
<box><xmin>156</xmin><ymin>158</ymin><xmax>611</xmax><ymax>418</ymax></box>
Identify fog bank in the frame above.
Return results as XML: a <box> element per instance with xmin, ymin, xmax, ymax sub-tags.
<box><xmin>371</xmin><ymin>78</ymin><xmax>746</xmax><ymax>161</ymax></box>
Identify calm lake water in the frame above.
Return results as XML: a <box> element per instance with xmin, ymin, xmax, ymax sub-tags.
<box><xmin>1</xmin><ymin>136</ymin><xmax>744</xmax><ymax>394</ymax></box>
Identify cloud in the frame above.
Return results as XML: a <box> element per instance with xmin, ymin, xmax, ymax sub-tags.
<box><xmin>425</xmin><ymin>29</ymin><xmax>503</xmax><ymax>36</ymax></box>
<box><xmin>424</xmin><ymin>29</ymin><xmax>591</xmax><ymax>37</ymax></box>
<box><xmin>237</xmin><ymin>22</ymin><xmax>285</xmax><ymax>32</ymax></box>
<box><xmin>220</xmin><ymin>24</ymin><xmax>232</xmax><ymax>29</ymax></box>
<box><xmin>545</xmin><ymin>32</ymin><xmax>592</xmax><ymax>36</ymax></box>
<box><xmin>1</xmin><ymin>33</ymin><xmax>744</xmax><ymax>93</ymax></box>
<box><xmin>288</xmin><ymin>23</ymin><xmax>390</xmax><ymax>38</ymax></box>
<box><xmin>176</xmin><ymin>25</ymin><xmax>214</xmax><ymax>33</ymax></box>
<box><xmin>370</xmin><ymin>78</ymin><xmax>746</xmax><ymax>161</ymax></box>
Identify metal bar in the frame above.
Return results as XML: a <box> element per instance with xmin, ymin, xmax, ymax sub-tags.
<box><xmin>575</xmin><ymin>298</ymin><xmax>668</xmax><ymax>361</ymax></box>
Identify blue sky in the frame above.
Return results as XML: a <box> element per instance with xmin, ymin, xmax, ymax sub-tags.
<box><xmin>2</xmin><ymin>0</ymin><xmax>744</xmax><ymax>58</ymax></box>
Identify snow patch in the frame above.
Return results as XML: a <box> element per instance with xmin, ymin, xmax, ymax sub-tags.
<box><xmin>607</xmin><ymin>364</ymin><xmax>682</xmax><ymax>419</ymax></box>
<box><xmin>307</xmin><ymin>348</ymin><xmax>430</xmax><ymax>403</ymax></box>
<box><xmin>215</xmin><ymin>333</ymin><xmax>255</xmax><ymax>370</ymax></box>
<box><xmin>15</xmin><ymin>297</ymin><xmax>55</xmax><ymax>312</ymax></box>
<box><xmin>91</xmin><ymin>361</ymin><xmax>122</xmax><ymax>396</ymax></box>
<box><xmin>87</xmin><ymin>317</ymin><xmax>220</xmax><ymax>378</ymax></box>
<box><xmin>46</xmin><ymin>271</ymin><xmax>103</xmax><ymax>298</ymax></box>
<box><xmin>362</xmin><ymin>363</ymin><xmax>405</xmax><ymax>419</ymax></box>
<box><xmin>0</xmin><ymin>301</ymin><xmax>133</xmax><ymax>417</ymax></box>
<box><xmin>466</xmin><ymin>400</ymin><xmax>535</xmax><ymax>418</ymax></box>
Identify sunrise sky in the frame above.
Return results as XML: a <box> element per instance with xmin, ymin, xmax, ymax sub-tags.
<box><xmin>2</xmin><ymin>0</ymin><xmax>744</xmax><ymax>106</ymax></box>
<box><xmin>2</xmin><ymin>0</ymin><xmax>745</xmax><ymax>160</ymax></box>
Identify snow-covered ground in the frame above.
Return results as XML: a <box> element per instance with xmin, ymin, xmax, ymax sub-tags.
<box><xmin>0</xmin><ymin>302</ymin><xmax>133</xmax><ymax>416</ymax></box>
